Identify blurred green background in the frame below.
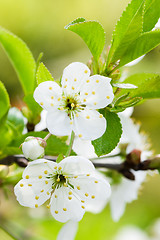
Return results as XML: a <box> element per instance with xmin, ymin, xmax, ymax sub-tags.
<box><xmin>0</xmin><ymin>0</ymin><xmax>160</xmax><ymax>239</ymax></box>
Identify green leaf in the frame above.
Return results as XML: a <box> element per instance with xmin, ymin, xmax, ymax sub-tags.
<box><xmin>11</xmin><ymin>132</ymin><xmax>76</xmax><ymax>156</ymax></box>
<box><xmin>23</xmin><ymin>94</ymin><xmax>42</xmax><ymax>120</ymax></box>
<box><xmin>92</xmin><ymin>110</ymin><xmax>122</xmax><ymax>156</ymax></box>
<box><xmin>0</xmin><ymin>27</ymin><xmax>36</xmax><ymax>95</ymax></box>
<box><xmin>118</xmin><ymin>73</ymin><xmax>160</xmax><ymax>99</ymax></box>
<box><xmin>65</xmin><ymin>18</ymin><xmax>105</xmax><ymax>61</ymax></box>
<box><xmin>0</xmin><ymin>81</ymin><xmax>10</xmax><ymax>121</ymax></box>
<box><xmin>107</xmin><ymin>0</ymin><xmax>145</xmax><ymax>65</ymax></box>
<box><xmin>118</xmin><ymin>30</ymin><xmax>160</xmax><ymax>67</ymax></box>
<box><xmin>36</xmin><ymin>62</ymin><xmax>54</xmax><ymax>85</ymax></box>
<box><xmin>143</xmin><ymin>0</ymin><xmax>160</xmax><ymax>32</ymax></box>
<box><xmin>7</xmin><ymin>107</ymin><xmax>25</xmax><ymax>134</ymax></box>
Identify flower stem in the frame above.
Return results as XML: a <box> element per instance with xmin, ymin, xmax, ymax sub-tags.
<box><xmin>0</xmin><ymin>223</ymin><xmax>20</xmax><ymax>240</ymax></box>
<box><xmin>44</xmin><ymin>133</ymin><xmax>52</xmax><ymax>141</ymax></box>
<box><xmin>65</xmin><ymin>131</ymin><xmax>75</xmax><ymax>157</ymax></box>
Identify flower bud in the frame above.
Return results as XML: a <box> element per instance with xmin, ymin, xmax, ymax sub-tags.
<box><xmin>22</xmin><ymin>136</ymin><xmax>46</xmax><ymax>160</ymax></box>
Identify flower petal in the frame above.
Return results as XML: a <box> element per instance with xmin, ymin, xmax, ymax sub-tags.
<box><xmin>73</xmin><ymin>109</ymin><xmax>106</xmax><ymax>140</ymax></box>
<box><xmin>22</xmin><ymin>159</ymin><xmax>57</xmax><ymax>179</ymax></box>
<box><xmin>69</xmin><ymin>173</ymin><xmax>111</xmax><ymax>214</ymax></box>
<box><xmin>46</xmin><ymin>110</ymin><xmax>72</xmax><ymax>136</ymax></box>
<box><xmin>34</xmin><ymin>81</ymin><xmax>62</xmax><ymax>111</ymax></box>
<box><xmin>14</xmin><ymin>179</ymin><xmax>52</xmax><ymax>208</ymax></box>
<box><xmin>80</xmin><ymin>75</ymin><xmax>114</xmax><ymax>109</ymax></box>
<box><xmin>58</xmin><ymin>156</ymin><xmax>95</xmax><ymax>176</ymax></box>
<box><xmin>57</xmin><ymin>221</ymin><xmax>78</xmax><ymax>240</ymax></box>
<box><xmin>50</xmin><ymin>187</ymin><xmax>85</xmax><ymax>223</ymax></box>
<box><xmin>110</xmin><ymin>170</ymin><xmax>147</xmax><ymax>222</ymax></box>
<box><xmin>61</xmin><ymin>62</ymin><xmax>90</xmax><ymax>94</ymax></box>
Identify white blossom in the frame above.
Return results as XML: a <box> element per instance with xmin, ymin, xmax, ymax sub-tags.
<box><xmin>22</xmin><ymin>136</ymin><xmax>46</xmax><ymax>160</ymax></box>
<box><xmin>14</xmin><ymin>156</ymin><xmax>111</xmax><ymax>223</ymax></box>
<box><xmin>34</xmin><ymin>62</ymin><xmax>114</xmax><ymax>140</ymax></box>
<box><xmin>57</xmin><ymin>221</ymin><xmax>78</xmax><ymax>240</ymax></box>
<box><xmin>72</xmin><ymin>107</ymin><xmax>153</xmax><ymax>222</ymax></box>
<box><xmin>114</xmin><ymin>226</ymin><xmax>150</xmax><ymax>240</ymax></box>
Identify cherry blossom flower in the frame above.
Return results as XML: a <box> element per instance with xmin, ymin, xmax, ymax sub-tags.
<box><xmin>72</xmin><ymin>107</ymin><xmax>153</xmax><ymax>222</ymax></box>
<box><xmin>14</xmin><ymin>156</ymin><xmax>111</xmax><ymax>223</ymax></box>
<box><xmin>34</xmin><ymin>62</ymin><xmax>114</xmax><ymax>140</ymax></box>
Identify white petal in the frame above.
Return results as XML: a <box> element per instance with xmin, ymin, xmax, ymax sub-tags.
<box><xmin>61</xmin><ymin>62</ymin><xmax>90</xmax><ymax>94</ymax></box>
<box><xmin>35</xmin><ymin>110</ymin><xmax>47</xmax><ymax>131</ymax></box>
<box><xmin>14</xmin><ymin>179</ymin><xmax>52</xmax><ymax>208</ymax></box>
<box><xmin>46</xmin><ymin>110</ymin><xmax>72</xmax><ymax>136</ymax></box>
<box><xmin>113</xmin><ymin>83</ymin><xmax>137</xmax><ymax>89</ymax></box>
<box><xmin>57</xmin><ymin>221</ymin><xmax>78</xmax><ymax>240</ymax></box>
<box><xmin>50</xmin><ymin>187</ymin><xmax>85</xmax><ymax>223</ymax></box>
<box><xmin>58</xmin><ymin>156</ymin><xmax>95</xmax><ymax>175</ymax></box>
<box><xmin>73</xmin><ymin>109</ymin><xmax>106</xmax><ymax>140</ymax></box>
<box><xmin>125</xmin><ymin>55</ymin><xmax>145</xmax><ymax>67</ymax></box>
<box><xmin>110</xmin><ymin>170</ymin><xmax>147</xmax><ymax>222</ymax></box>
<box><xmin>80</xmin><ymin>75</ymin><xmax>114</xmax><ymax>109</ymax></box>
<box><xmin>22</xmin><ymin>159</ymin><xmax>57</xmax><ymax>179</ymax></box>
<box><xmin>34</xmin><ymin>81</ymin><xmax>62</xmax><ymax>111</ymax></box>
<box><xmin>114</xmin><ymin>226</ymin><xmax>150</xmax><ymax>240</ymax></box>
<box><xmin>14</xmin><ymin>159</ymin><xmax>57</xmax><ymax>208</ymax></box>
<box><xmin>69</xmin><ymin>173</ymin><xmax>111</xmax><ymax>214</ymax></box>
<box><xmin>72</xmin><ymin>137</ymin><xmax>97</xmax><ymax>158</ymax></box>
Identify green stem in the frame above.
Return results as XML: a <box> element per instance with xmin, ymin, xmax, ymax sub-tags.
<box><xmin>0</xmin><ymin>223</ymin><xmax>20</xmax><ymax>240</ymax></box>
<box><xmin>65</xmin><ymin>131</ymin><xmax>75</xmax><ymax>157</ymax></box>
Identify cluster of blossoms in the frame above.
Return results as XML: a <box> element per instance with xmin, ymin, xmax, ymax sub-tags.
<box><xmin>15</xmin><ymin>62</ymin><xmax>114</xmax><ymax>223</ymax></box>
<box><xmin>14</xmin><ymin>62</ymin><xmax>153</xmax><ymax>240</ymax></box>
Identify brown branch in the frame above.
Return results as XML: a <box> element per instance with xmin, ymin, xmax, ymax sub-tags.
<box><xmin>0</xmin><ymin>153</ymin><xmax>159</xmax><ymax>181</ymax></box>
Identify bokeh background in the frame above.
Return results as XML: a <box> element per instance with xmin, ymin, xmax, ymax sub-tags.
<box><xmin>0</xmin><ymin>0</ymin><xmax>160</xmax><ymax>239</ymax></box>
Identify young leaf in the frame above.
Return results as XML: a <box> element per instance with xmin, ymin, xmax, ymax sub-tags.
<box><xmin>107</xmin><ymin>0</ymin><xmax>145</xmax><ymax>65</ymax></box>
<box><xmin>92</xmin><ymin>110</ymin><xmax>122</xmax><ymax>156</ymax></box>
<box><xmin>119</xmin><ymin>30</ymin><xmax>160</xmax><ymax>67</ymax></box>
<box><xmin>0</xmin><ymin>81</ymin><xmax>10</xmax><ymax>121</ymax></box>
<box><xmin>143</xmin><ymin>0</ymin><xmax>160</xmax><ymax>32</ymax></box>
<box><xmin>65</xmin><ymin>18</ymin><xmax>105</xmax><ymax>61</ymax></box>
<box><xmin>7</xmin><ymin>107</ymin><xmax>25</xmax><ymax>134</ymax></box>
<box><xmin>36</xmin><ymin>62</ymin><xmax>54</xmax><ymax>85</ymax></box>
<box><xmin>0</xmin><ymin>27</ymin><xmax>36</xmax><ymax>95</ymax></box>
<box><xmin>117</xmin><ymin>73</ymin><xmax>160</xmax><ymax>99</ymax></box>
<box><xmin>23</xmin><ymin>94</ymin><xmax>42</xmax><ymax>120</ymax></box>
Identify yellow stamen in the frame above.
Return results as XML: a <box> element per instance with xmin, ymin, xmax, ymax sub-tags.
<box><xmin>63</xmin><ymin>208</ymin><xmax>67</xmax><ymax>211</ymax></box>
<box><xmin>49</xmin><ymin>87</ymin><xmax>52</xmax><ymax>90</ymax></box>
<box><xmin>25</xmin><ymin>175</ymin><xmax>29</xmax><ymax>179</ymax></box>
<box><xmin>92</xmin><ymin>91</ymin><xmax>95</xmax><ymax>95</ymax></box>
<box><xmin>44</xmin><ymin>170</ymin><xmax>48</xmax><ymax>174</ymax></box>
<box><xmin>68</xmin><ymin>196</ymin><xmax>72</xmax><ymax>200</ymax></box>
<box><xmin>86</xmin><ymin>80</ymin><xmax>90</xmax><ymax>83</ymax></box>
<box><xmin>35</xmin><ymin>196</ymin><xmax>39</xmax><ymax>200</ymax></box>
<box><xmin>28</xmin><ymin>184</ymin><xmax>32</xmax><ymax>187</ymax></box>
<box><xmin>84</xmin><ymin>70</ymin><xmax>88</xmax><ymax>73</ymax></box>
<box><xmin>99</xmin><ymin>114</ymin><xmax>103</xmax><ymax>118</ymax></box>
<box><xmin>85</xmin><ymin>193</ymin><xmax>89</xmax><ymax>197</ymax></box>
<box><xmin>45</xmin><ymin>181</ymin><xmax>48</xmax><ymax>184</ymax></box>
<box><xmin>85</xmin><ymin>92</ymin><xmax>88</xmax><ymax>95</ymax></box>
<box><xmin>35</xmin><ymin>204</ymin><xmax>38</xmax><ymax>208</ymax></box>
<box><xmin>96</xmin><ymin>80</ymin><xmax>99</xmax><ymax>83</ymax></box>
<box><xmin>55</xmin><ymin>211</ymin><xmax>58</xmax><ymax>214</ymax></box>
<box><xmin>39</xmin><ymin>175</ymin><xmax>42</xmax><ymax>179</ymax></box>
<box><xmin>20</xmin><ymin>184</ymin><xmax>24</xmax><ymax>187</ymax></box>
<box><xmin>92</xmin><ymin>195</ymin><xmax>95</xmax><ymax>199</ymax></box>
<box><xmin>77</xmin><ymin>186</ymin><xmax>80</xmax><ymax>190</ymax></box>
<box><xmin>46</xmin><ymin>205</ymin><xmax>50</xmax><ymax>209</ymax></box>
<box><xmin>106</xmin><ymin>96</ymin><xmax>110</xmax><ymax>99</ymax></box>
<box><xmin>81</xmin><ymin>206</ymin><xmax>85</xmax><ymax>209</ymax></box>
<box><xmin>78</xmin><ymin>134</ymin><xmax>82</xmax><ymax>138</ymax></box>
<box><xmin>86</xmin><ymin>115</ymin><xmax>90</xmax><ymax>119</ymax></box>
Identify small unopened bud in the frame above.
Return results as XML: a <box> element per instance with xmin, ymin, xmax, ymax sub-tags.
<box><xmin>126</xmin><ymin>149</ymin><xmax>141</xmax><ymax>166</ymax></box>
<box><xmin>21</xmin><ymin>136</ymin><xmax>46</xmax><ymax>160</ymax></box>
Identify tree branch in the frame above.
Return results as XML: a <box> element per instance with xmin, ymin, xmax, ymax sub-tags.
<box><xmin>0</xmin><ymin>153</ymin><xmax>159</xmax><ymax>181</ymax></box>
